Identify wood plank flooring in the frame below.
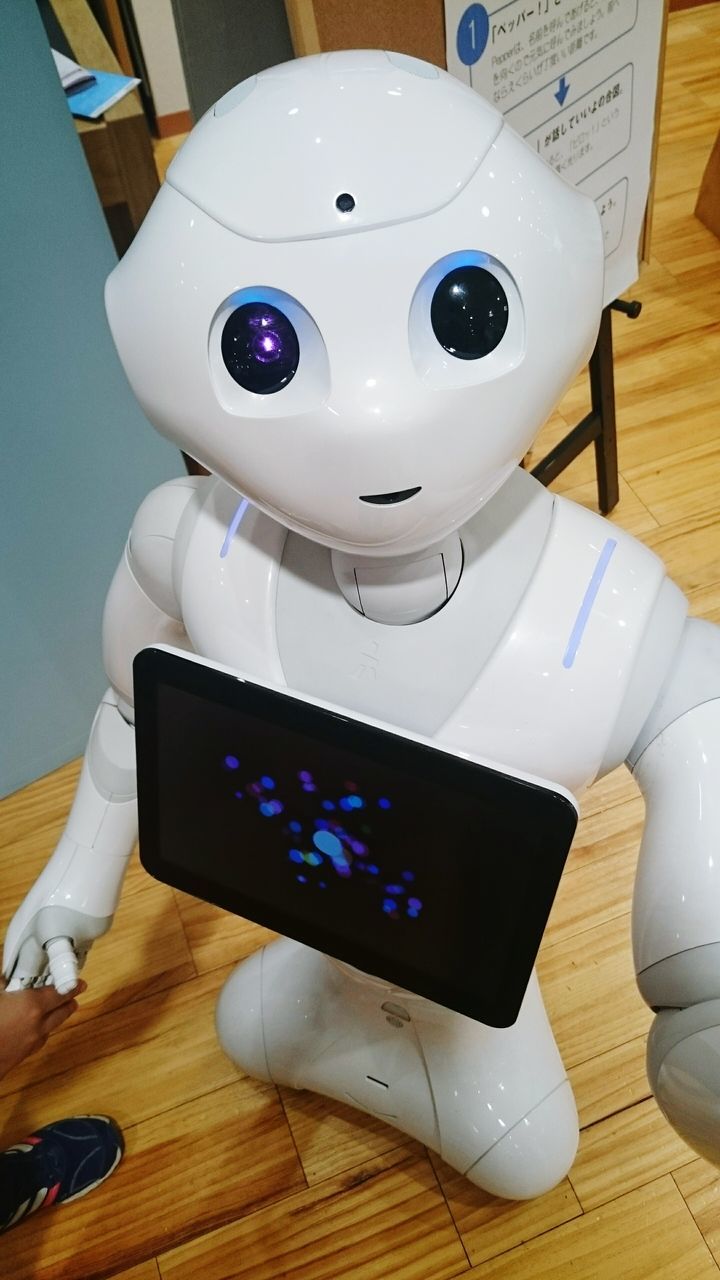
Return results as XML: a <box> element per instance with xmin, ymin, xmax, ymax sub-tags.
<box><xmin>3</xmin><ymin>8</ymin><xmax>720</xmax><ymax>1276</ymax></box>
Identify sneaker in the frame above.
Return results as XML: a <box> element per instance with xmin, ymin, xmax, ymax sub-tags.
<box><xmin>0</xmin><ymin>1115</ymin><xmax>123</xmax><ymax>1233</ymax></box>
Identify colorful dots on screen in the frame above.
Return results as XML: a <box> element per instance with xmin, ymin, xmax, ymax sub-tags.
<box><xmin>385</xmin><ymin>884</ymin><xmax>404</xmax><ymax>896</ymax></box>
<box><xmin>259</xmin><ymin>799</ymin><xmax>284</xmax><ymax>817</ymax></box>
<box><xmin>297</xmin><ymin>874</ymin><xmax>307</xmax><ymax>884</ymax></box>
<box><xmin>313</xmin><ymin>830</ymin><xmax>343</xmax><ymax>858</ymax></box>
<box><xmin>224</xmin><ymin>755</ymin><xmax>240</xmax><ymax>770</ymax></box>
<box><xmin>303</xmin><ymin>782</ymin><xmax>317</xmax><ymax>792</ymax></box>
<box><xmin>378</xmin><ymin>797</ymin><xmax>391</xmax><ymax>810</ymax></box>
<box><xmin>261</xmin><ymin>775</ymin><xmax>275</xmax><ymax>790</ymax></box>
<box><xmin>298</xmin><ymin>770</ymin><xmax>313</xmax><ymax>782</ymax></box>
<box><xmin>350</xmin><ymin>841</ymin><xmax>366</xmax><ymax>856</ymax></box>
<box><xmin>234</xmin><ymin>790</ymin><xmax>244</xmax><ymax>800</ymax></box>
<box><xmin>289</xmin><ymin>849</ymin><xmax>304</xmax><ymax>864</ymax></box>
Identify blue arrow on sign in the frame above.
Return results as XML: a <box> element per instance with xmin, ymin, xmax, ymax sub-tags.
<box><xmin>555</xmin><ymin>75</ymin><xmax>570</xmax><ymax>106</ymax></box>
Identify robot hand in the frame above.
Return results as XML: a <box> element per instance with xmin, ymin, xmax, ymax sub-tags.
<box><xmin>3</xmin><ymin>691</ymin><xmax>138</xmax><ymax>993</ymax></box>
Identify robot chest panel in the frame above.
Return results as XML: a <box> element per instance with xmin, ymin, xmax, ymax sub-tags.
<box><xmin>180</xmin><ymin>481</ymin><xmax>666</xmax><ymax>795</ymax></box>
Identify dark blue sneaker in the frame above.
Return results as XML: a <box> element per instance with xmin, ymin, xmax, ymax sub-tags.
<box><xmin>0</xmin><ymin>1115</ymin><xmax>123</xmax><ymax>1233</ymax></box>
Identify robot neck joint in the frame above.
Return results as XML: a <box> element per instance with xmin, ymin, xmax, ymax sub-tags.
<box><xmin>330</xmin><ymin>533</ymin><xmax>463</xmax><ymax>625</ymax></box>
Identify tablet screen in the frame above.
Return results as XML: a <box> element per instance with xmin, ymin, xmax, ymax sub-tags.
<box><xmin>134</xmin><ymin>647</ymin><xmax>577</xmax><ymax>1026</ymax></box>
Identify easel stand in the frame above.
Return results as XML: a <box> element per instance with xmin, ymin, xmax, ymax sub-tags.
<box><xmin>531</xmin><ymin>300</ymin><xmax>641</xmax><ymax>515</ymax></box>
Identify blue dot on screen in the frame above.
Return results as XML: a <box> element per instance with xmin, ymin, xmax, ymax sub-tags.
<box><xmin>386</xmin><ymin>884</ymin><xmax>404</xmax><ymax>896</ymax></box>
<box><xmin>314</xmin><ymin>818</ymin><xmax>330</xmax><ymax>831</ymax></box>
<box><xmin>367</xmin><ymin>864</ymin><xmax>379</xmax><ymax>876</ymax></box>
<box><xmin>313</xmin><ymin>830</ymin><xmax>343</xmax><ymax>859</ymax></box>
<box><xmin>408</xmin><ymin>909</ymin><xmax>419</xmax><ymax>919</ymax></box>
<box><xmin>401</xmin><ymin>870</ymin><xmax>415</xmax><ymax>882</ymax></box>
<box><xmin>259</xmin><ymin>802</ymin><xmax>274</xmax><ymax>817</ymax></box>
<box><xmin>261</xmin><ymin>775</ymin><xmax>275</xmax><ymax>790</ymax></box>
<box><xmin>319</xmin><ymin>881</ymin><xmax>327</xmax><ymax>889</ymax></box>
<box><xmin>234</xmin><ymin>790</ymin><xmax>244</xmax><ymax>800</ymax></box>
<box><xmin>347</xmin><ymin>795</ymin><xmax>364</xmax><ymax>809</ymax></box>
<box><xmin>321</xmin><ymin>800</ymin><xmax>335</xmax><ymax>811</ymax></box>
<box><xmin>378</xmin><ymin>797</ymin><xmax>391</xmax><ymax>810</ymax></box>
<box><xmin>224</xmin><ymin>755</ymin><xmax>240</xmax><ymax>770</ymax></box>
<box><xmin>297</xmin><ymin>874</ymin><xmax>307</xmax><ymax>884</ymax></box>
<box><xmin>408</xmin><ymin>897</ymin><xmax>422</xmax><ymax>910</ymax></box>
<box><xmin>339</xmin><ymin>797</ymin><xmax>353</xmax><ymax>812</ymax></box>
<box><xmin>383</xmin><ymin>898</ymin><xmax>397</xmax><ymax>912</ymax></box>
<box><xmin>289</xmin><ymin>849</ymin><xmax>304</xmax><ymax>864</ymax></box>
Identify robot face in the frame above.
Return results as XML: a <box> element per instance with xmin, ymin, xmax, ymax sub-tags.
<box><xmin>106</xmin><ymin>51</ymin><xmax>603</xmax><ymax>557</ymax></box>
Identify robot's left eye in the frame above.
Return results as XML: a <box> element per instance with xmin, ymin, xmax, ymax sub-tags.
<box><xmin>221</xmin><ymin>302</ymin><xmax>300</xmax><ymax>395</ymax></box>
<box><xmin>430</xmin><ymin>266</ymin><xmax>509</xmax><ymax>360</ymax></box>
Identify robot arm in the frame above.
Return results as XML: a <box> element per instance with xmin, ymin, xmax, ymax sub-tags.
<box><xmin>628</xmin><ymin>618</ymin><xmax>720</xmax><ymax>1163</ymax></box>
<box><xmin>3</xmin><ymin>477</ymin><xmax>201</xmax><ymax>992</ymax></box>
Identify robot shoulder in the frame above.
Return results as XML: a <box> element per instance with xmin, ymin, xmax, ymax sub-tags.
<box><xmin>441</xmin><ymin>494</ymin><xmax>687</xmax><ymax>791</ymax></box>
<box><xmin>127</xmin><ymin>474</ymin><xmax>209</xmax><ymax>620</ymax></box>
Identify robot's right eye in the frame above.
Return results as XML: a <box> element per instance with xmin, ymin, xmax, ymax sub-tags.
<box><xmin>221</xmin><ymin>302</ymin><xmax>300</xmax><ymax>395</ymax></box>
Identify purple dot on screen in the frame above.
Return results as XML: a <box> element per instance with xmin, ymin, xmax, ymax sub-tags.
<box><xmin>289</xmin><ymin>849</ymin><xmax>304</xmax><ymax>864</ymax></box>
<box><xmin>378</xmin><ymin>798</ymin><xmax>391</xmax><ymax>810</ymax></box>
<box><xmin>270</xmin><ymin>800</ymin><xmax>284</xmax><ymax>815</ymax></box>
<box><xmin>385</xmin><ymin>884</ymin><xmax>404</xmax><ymax>895</ymax></box>
<box><xmin>224</xmin><ymin>755</ymin><xmax>240</xmax><ymax>770</ymax></box>
<box><xmin>337</xmin><ymin>866</ymin><xmax>352</xmax><ymax>878</ymax></box>
<box><xmin>234</xmin><ymin>790</ymin><xmax>244</xmax><ymax>799</ymax></box>
<box><xmin>321</xmin><ymin>800</ymin><xmax>335</xmax><ymax>811</ymax></box>
<box><xmin>303</xmin><ymin>783</ymin><xmax>317</xmax><ymax>793</ymax></box>
<box><xmin>297</xmin><ymin>874</ymin><xmax>307</xmax><ymax>884</ymax></box>
<box><xmin>261</xmin><ymin>776</ymin><xmax>275</xmax><ymax>790</ymax></box>
<box><xmin>298</xmin><ymin>770</ymin><xmax>313</xmax><ymax>783</ymax></box>
<box><xmin>319</xmin><ymin>880</ymin><xmax>327</xmax><ymax>888</ymax></box>
<box><xmin>350</xmin><ymin>841</ymin><xmax>366</xmax><ymax>855</ymax></box>
<box><xmin>401</xmin><ymin>870</ymin><xmax>415</xmax><ymax>882</ymax></box>
<box><xmin>408</xmin><ymin>897</ymin><xmax>422</xmax><ymax>910</ymax></box>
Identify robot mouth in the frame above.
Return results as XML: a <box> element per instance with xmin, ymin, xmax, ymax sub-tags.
<box><xmin>359</xmin><ymin>486</ymin><xmax>422</xmax><ymax>506</ymax></box>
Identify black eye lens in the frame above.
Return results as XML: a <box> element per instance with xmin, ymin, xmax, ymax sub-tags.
<box><xmin>221</xmin><ymin>302</ymin><xmax>299</xmax><ymax>394</ymax></box>
<box><xmin>430</xmin><ymin>265</ymin><xmax>508</xmax><ymax>360</ymax></box>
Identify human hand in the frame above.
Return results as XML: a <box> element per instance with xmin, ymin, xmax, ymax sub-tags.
<box><xmin>0</xmin><ymin>981</ymin><xmax>87</xmax><ymax>1080</ymax></box>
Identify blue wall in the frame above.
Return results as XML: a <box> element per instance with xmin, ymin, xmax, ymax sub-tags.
<box><xmin>0</xmin><ymin>1</ymin><xmax>179</xmax><ymax>797</ymax></box>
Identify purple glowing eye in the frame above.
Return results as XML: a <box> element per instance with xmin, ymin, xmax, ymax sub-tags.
<box><xmin>221</xmin><ymin>302</ymin><xmax>300</xmax><ymax>395</ymax></box>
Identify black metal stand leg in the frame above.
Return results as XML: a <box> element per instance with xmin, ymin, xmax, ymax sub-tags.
<box><xmin>590</xmin><ymin>307</ymin><xmax>619</xmax><ymax>514</ymax></box>
<box><xmin>531</xmin><ymin>298</ymin><xmax>640</xmax><ymax>516</ymax></box>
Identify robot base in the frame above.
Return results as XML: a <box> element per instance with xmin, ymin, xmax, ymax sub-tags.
<box><xmin>216</xmin><ymin>938</ymin><xmax>577</xmax><ymax>1199</ymax></box>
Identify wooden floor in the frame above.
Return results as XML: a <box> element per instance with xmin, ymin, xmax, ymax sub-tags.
<box><xmin>3</xmin><ymin>8</ymin><xmax>720</xmax><ymax>1277</ymax></box>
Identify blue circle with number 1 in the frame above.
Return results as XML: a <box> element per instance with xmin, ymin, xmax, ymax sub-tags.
<box><xmin>457</xmin><ymin>4</ymin><xmax>489</xmax><ymax>66</ymax></box>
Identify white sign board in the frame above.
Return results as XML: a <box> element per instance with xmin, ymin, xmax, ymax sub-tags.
<box><xmin>445</xmin><ymin>0</ymin><xmax>665</xmax><ymax>306</ymax></box>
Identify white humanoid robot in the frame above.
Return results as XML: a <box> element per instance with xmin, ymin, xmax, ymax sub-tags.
<box><xmin>6</xmin><ymin>50</ymin><xmax>720</xmax><ymax>1197</ymax></box>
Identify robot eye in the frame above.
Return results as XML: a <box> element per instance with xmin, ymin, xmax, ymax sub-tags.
<box><xmin>221</xmin><ymin>302</ymin><xmax>300</xmax><ymax>394</ymax></box>
<box><xmin>430</xmin><ymin>266</ymin><xmax>509</xmax><ymax>360</ymax></box>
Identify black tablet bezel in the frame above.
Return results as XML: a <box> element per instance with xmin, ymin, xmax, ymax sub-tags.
<box><xmin>133</xmin><ymin>646</ymin><xmax>577</xmax><ymax>1027</ymax></box>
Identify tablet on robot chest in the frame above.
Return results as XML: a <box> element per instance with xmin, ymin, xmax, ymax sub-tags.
<box><xmin>133</xmin><ymin>646</ymin><xmax>578</xmax><ymax>1028</ymax></box>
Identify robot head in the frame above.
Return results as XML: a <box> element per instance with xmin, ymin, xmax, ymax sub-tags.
<box><xmin>106</xmin><ymin>51</ymin><xmax>603</xmax><ymax>557</ymax></box>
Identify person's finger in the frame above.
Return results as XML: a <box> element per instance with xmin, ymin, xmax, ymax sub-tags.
<box><xmin>35</xmin><ymin>980</ymin><xmax>85</xmax><ymax>1012</ymax></box>
<box><xmin>42</xmin><ymin>1000</ymin><xmax>78</xmax><ymax>1034</ymax></box>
